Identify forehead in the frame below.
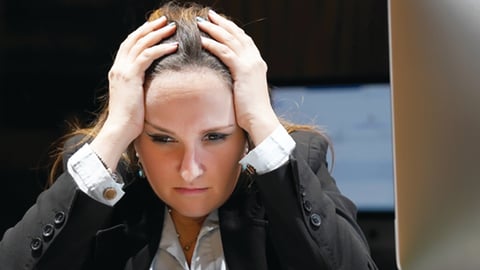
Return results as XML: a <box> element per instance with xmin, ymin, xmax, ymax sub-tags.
<box><xmin>145</xmin><ymin>68</ymin><xmax>231</xmax><ymax>102</ymax></box>
<box><xmin>143</xmin><ymin>68</ymin><xmax>236</xmax><ymax>129</ymax></box>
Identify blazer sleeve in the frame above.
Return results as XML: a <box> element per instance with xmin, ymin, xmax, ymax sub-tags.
<box><xmin>0</xmin><ymin>138</ymin><xmax>114</xmax><ymax>270</ymax></box>
<box><xmin>253</xmin><ymin>130</ymin><xmax>378</xmax><ymax>270</ymax></box>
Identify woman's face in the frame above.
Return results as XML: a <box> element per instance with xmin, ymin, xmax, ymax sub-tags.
<box><xmin>134</xmin><ymin>68</ymin><xmax>247</xmax><ymax>219</ymax></box>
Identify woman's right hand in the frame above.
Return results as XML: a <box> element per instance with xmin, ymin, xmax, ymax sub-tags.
<box><xmin>91</xmin><ymin>16</ymin><xmax>178</xmax><ymax>170</ymax></box>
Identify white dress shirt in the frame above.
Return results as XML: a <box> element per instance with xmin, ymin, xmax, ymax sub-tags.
<box><xmin>150</xmin><ymin>209</ymin><xmax>226</xmax><ymax>270</ymax></box>
<box><xmin>66</xmin><ymin>124</ymin><xmax>296</xmax><ymax>269</ymax></box>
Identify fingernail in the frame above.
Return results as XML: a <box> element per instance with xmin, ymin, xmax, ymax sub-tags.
<box><xmin>152</xmin><ymin>15</ymin><xmax>166</xmax><ymax>22</ymax></box>
<box><xmin>209</xmin><ymin>9</ymin><xmax>218</xmax><ymax>16</ymax></box>
<box><xmin>167</xmin><ymin>21</ymin><xmax>176</xmax><ymax>27</ymax></box>
<box><xmin>196</xmin><ymin>16</ymin><xmax>206</xmax><ymax>23</ymax></box>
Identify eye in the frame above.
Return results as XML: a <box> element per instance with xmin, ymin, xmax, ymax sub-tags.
<box><xmin>204</xmin><ymin>133</ymin><xmax>228</xmax><ymax>141</ymax></box>
<box><xmin>148</xmin><ymin>134</ymin><xmax>177</xmax><ymax>144</ymax></box>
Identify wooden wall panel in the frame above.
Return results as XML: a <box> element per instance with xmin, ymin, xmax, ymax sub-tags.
<box><xmin>187</xmin><ymin>0</ymin><xmax>389</xmax><ymax>84</ymax></box>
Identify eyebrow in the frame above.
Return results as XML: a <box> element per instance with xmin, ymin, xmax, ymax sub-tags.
<box><xmin>144</xmin><ymin>120</ymin><xmax>236</xmax><ymax>135</ymax></box>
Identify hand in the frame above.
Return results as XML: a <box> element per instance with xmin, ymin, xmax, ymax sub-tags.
<box><xmin>91</xmin><ymin>16</ymin><xmax>178</xmax><ymax>169</ymax></box>
<box><xmin>198</xmin><ymin>10</ymin><xmax>280</xmax><ymax>146</ymax></box>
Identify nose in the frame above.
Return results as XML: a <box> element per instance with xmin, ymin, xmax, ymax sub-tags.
<box><xmin>180</xmin><ymin>145</ymin><xmax>204</xmax><ymax>183</ymax></box>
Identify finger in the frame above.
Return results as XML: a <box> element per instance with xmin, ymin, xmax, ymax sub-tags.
<box><xmin>197</xmin><ymin>15</ymin><xmax>255</xmax><ymax>55</ymax></box>
<box><xmin>124</xmin><ymin>42</ymin><xmax>179</xmax><ymax>76</ymax></box>
<box><xmin>197</xmin><ymin>18</ymin><xmax>243</xmax><ymax>53</ymax></box>
<box><xmin>128</xmin><ymin>22</ymin><xmax>177</xmax><ymax>61</ymax></box>
<box><xmin>207</xmin><ymin>10</ymin><xmax>245</xmax><ymax>37</ymax></box>
<box><xmin>109</xmin><ymin>42</ymin><xmax>178</xmax><ymax>80</ymax></box>
<box><xmin>200</xmin><ymin>36</ymin><xmax>237</xmax><ymax>71</ymax></box>
<box><xmin>117</xmin><ymin>16</ymin><xmax>168</xmax><ymax>58</ymax></box>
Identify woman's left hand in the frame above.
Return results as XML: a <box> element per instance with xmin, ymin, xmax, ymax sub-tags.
<box><xmin>198</xmin><ymin>10</ymin><xmax>280</xmax><ymax>146</ymax></box>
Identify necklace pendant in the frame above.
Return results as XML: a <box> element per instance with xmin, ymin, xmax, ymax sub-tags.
<box><xmin>184</xmin><ymin>245</ymin><xmax>190</xmax><ymax>251</ymax></box>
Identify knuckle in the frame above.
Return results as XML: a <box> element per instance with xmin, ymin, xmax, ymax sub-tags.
<box><xmin>140</xmin><ymin>48</ymin><xmax>152</xmax><ymax>59</ymax></box>
<box><xmin>237</xmin><ymin>28</ymin><xmax>246</xmax><ymax>35</ymax></box>
<box><xmin>108</xmin><ymin>67</ymin><xmax>131</xmax><ymax>82</ymax></box>
<box><xmin>126</xmin><ymin>31</ymin><xmax>137</xmax><ymax>40</ymax></box>
<box><xmin>260</xmin><ymin>59</ymin><xmax>268</xmax><ymax>70</ymax></box>
<box><xmin>225</xmin><ymin>35</ymin><xmax>236</xmax><ymax>44</ymax></box>
<box><xmin>108</xmin><ymin>69</ymin><xmax>117</xmax><ymax>80</ymax></box>
<box><xmin>243</xmin><ymin>59</ymin><xmax>267</xmax><ymax>73</ymax></box>
<box><xmin>133</xmin><ymin>39</ymin><xmax>147</xmax><ymax>51</ymax></box>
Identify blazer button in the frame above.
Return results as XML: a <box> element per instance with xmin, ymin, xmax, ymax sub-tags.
<box><xmin>303</xmin><ymin>200</ymin><xmax>312</xmax><ymax>212</ymax></box>
<box><xmin>310</xmin><ymin>213</ymin><xmax>322</xmax><ymax>227</ymax></box>
<box><xmin>54</xmin><ymin>211</ymin><xmax>66</xmax><ymax>227</ymax></box>
<box><xmin>299</xmin><ymin>185</ymin><xmax>306</xmax><ymax>197</ymax></box>
<box><xmin>30</xmin><ymin>237</ymin><xmax>43</xmax><ymax>256</ymax></box>
<box><xmin>42</xmin><ymin>224</ymin><xmax>55</xmax><ymax>241</ymax></box>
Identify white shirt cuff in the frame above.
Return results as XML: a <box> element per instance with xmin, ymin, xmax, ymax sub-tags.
<box><xmin>67</xmin><ymin>143</ymin><xmax>125</xmax><ymax>206</ymax></box>
<box><xmin>239</xmin><ymin>125</ymin><xmax>296</xmax><ymax>175</ymax></box>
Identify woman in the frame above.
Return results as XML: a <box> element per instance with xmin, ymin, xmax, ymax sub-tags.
<box><xmin>0</xmin><ymin>2</ymin><xmax>377</xmax><ymax>269</ymax></box>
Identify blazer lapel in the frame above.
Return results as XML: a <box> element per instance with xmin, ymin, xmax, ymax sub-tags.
<box><xmin>122</xmin><ymin>203</ymin><xmax>164</xmax><ymax>270</ymax></box>
<box><xmin>219</xmin><ymin>179</ymin><xmax>270</xmax><ymax>270</ymax></box>
<box><xmin>118</xmin><ymin>180</ymin><xmax>166</xmax><ymax>270</ymax></box>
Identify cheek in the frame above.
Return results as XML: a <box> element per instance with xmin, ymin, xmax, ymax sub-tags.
<box><xmin>214</xmin><ymin>141</ymin><xmax>246</xmax><ymax>184</ymax></box>
<box><xmin>141</xmin><ymin>153</ymin><xmax>171</xmax><ymax>180</ymax></box>
<box><xmin>136</xmin><ymin>146</ymin><xmax>175</xmax><ymax>200</ymax></box>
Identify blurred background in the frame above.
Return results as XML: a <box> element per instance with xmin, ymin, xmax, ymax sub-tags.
<box><xmin>0</xmin><ymin>0</ymin><xmax>394</xmax><ymax>268</ymax></box>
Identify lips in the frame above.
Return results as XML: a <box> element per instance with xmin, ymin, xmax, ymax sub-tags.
<box><xmin>174</xmin><ymin>187</ymin><xmax>209</xmax><ymax>195</ymax></box>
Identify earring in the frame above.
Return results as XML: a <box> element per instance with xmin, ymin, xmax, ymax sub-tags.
<box><xmin>137</xmin><ymin>162</ymin><xmax>146</xmax><ymax>178</ymax></box>
<box><xmin>138</xmin><ymin>167</ymin><xmax>145</xmax><ymax>178</ymax></box>
<box><xmin>136</xmin><ymin>152</ymin><xmax>145</xmax><ymax>179</ymax></box>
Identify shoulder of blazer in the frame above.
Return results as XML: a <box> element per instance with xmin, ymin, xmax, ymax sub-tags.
<box><xmin>289</xmin><ymin>130</ymin><xmax>330</xmax><ymax>172</ymax></box>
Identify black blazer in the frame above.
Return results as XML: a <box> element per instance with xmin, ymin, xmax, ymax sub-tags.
<box><xmin>0</xmin><ymin>130</ymin><xmax>378</xmax><ymax>270</ymax></box>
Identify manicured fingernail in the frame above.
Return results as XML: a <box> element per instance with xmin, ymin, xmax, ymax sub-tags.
<box><xmin>209</xmin><ymin>9</ymin><xmax>218</xmax><ymax>16</ymax></box>
<box><xmin>167</xmin><ymin>21</ymin><xmax>176</xmax><ymax>27</ymax></box>
<box><xmin>196</xmin><ymin>16</ymin><xmax>206</xmax><ymax>23</ymax></box>
<box><xmin>153</xmin><ymin>15</ymin><xmax>166</xmax><ymax>22</ymax></box>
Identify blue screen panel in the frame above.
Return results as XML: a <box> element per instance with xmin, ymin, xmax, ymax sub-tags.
<box><xmin>272</xmin><ymin>84</ymin><xmax>394</xmax><ymax>211</ymax></box>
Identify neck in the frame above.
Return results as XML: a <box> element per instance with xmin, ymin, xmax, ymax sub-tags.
<box><xmin>169</xmin><ymin>209</ymin><xmax>207</xmax><ymax>229</ymax></box>
<box><xmin>168</xmin><ymin>208</ymin><xmax>208</xmax><ymax>245</ymax></box>
<box><xmin>168</xmin><ymin>209</ymin><xmax>208</xmax><ymax>265</ymax></box>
